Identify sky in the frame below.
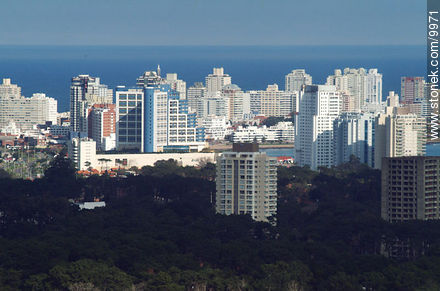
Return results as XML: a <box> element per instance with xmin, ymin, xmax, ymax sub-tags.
<box><xmin>0</xmin><ymin>0</ymin><xmax>426</xmax><ymax>46</ymax></box>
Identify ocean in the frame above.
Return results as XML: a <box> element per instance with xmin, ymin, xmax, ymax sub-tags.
<box><xmin>0</xmin><ymin>45</ymin><xmax>426</xmax><ymax>112</ymax></box>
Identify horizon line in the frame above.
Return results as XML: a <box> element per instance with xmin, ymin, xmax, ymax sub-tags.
<box><xmin>0</xmin><ymin>44</ymin><xmax>426</xmax><ymax>48</ymax></box>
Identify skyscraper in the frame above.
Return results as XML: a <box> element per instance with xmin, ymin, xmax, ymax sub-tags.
<box><xmin>205</xmin><ymin>67</ymin><xmax>232</xmax><ymax>95</ymax></box>
<box><xmin>215</xmin><ymin>143</ymin><xmax>277</xmax><ymax>223</ymax></box>
<box><xmin>142</xmin><ymin>83</ymin><xmax>170</xmax><ymax>152</ymax></box>
<box><xmin>70</xmin><ymin>75</ymin><xmax>112</xmax><ymax>133</ymax></box>
<box><xmin>115</xmin><ymin>87</ymin><xmax>144</xmax><ymax>152</ymax></box>
<box><xmin>295</xmin><ymin>85</ymin><xmax>341</xmax><ymax>170</ymax></box>
<box><xmin>285</xmin><ymin>69</ymin><xmax>312</xmax><ymax>92</ymax></box>
<box><xmin>401</xmin><ymin>77</ymin><xmax>425</xmax><ymax>104</ymax></box>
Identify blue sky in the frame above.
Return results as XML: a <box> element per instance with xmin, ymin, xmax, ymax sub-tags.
<box><xmin>0</xmin><ymin>0</ymin><xmax>425</xmax><ymax>46</ymax></box>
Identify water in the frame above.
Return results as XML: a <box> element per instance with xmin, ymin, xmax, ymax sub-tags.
<box><xmin>0</xmin><ymin>45</ymin><xmax>425</xmax><ymax>112</ymax></box>
<box><xmin>427</xmin><ymin>143</ymin><xmax>440</xmax><ymax>156</ymax></box>
<box><xmin>260</xmin><ymin>147</ymin><xmax>294</xmax><ymax>158</ymax></box>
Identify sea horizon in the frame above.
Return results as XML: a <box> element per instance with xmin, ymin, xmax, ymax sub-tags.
<box><xmin>0</xmin><ymin>44</ymin><xmax>426</xmax><ymax>111</ymax></box>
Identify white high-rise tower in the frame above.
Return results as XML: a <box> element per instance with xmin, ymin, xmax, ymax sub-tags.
<box><xmin>295</xmin><ymin>85</ymin><xmax>341</xmax><ymax>170</ymax></box>
<box><xmin>205</xmin><ymin>67</ymin><xmax>232</xmax><ymax>95</ymax></box>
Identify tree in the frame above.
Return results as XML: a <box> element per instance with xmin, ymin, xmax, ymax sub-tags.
<box><xmin>259</xmin><ymin>261</ymin><xmax>312</xmax><ymax>291</ymax></box>
<box><xmin>262</xmin><ymin>116</ymin><xmax>285</xmax><ymax>127</ymax></box>
<box><xmin>0</xmin><ymin>168</ymin><xmax>11</xmax><ymax>179</ymax></box>
<box><xmin>43</xmin><ymin>150</ymin><xmax>80</xmax><ymax>197</ymax></box>
<box><xmin>46</xmin><ymin>259</ymin><xmax>134</xmax><ymax>290</ymax></box>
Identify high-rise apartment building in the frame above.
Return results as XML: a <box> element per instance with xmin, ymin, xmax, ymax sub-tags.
<box><xmin>143</xmin><ymin>84</ymin><xmax>170</xmax><ymax>152</ymax></box>
<box><xmin>70</xmin><ymin>75</ymin><xmax>113</xmax><ymax>133</ymax></box>
<box><xmin>166</xmin><ymin>91</ymin><xmax>205</xmax><ymax>151</ymax></box>
<box><xmin>295</xmin><ymin>85</ymin><xmax>341</xmax><ymax>170</ymax></box>
<box><xmin>0</xmin><ymin>79</ymin><xmax>58</xmax><ymax>131</ymax></box>
<box><xmin>285</xmin><ymin>69</ymin><xmax>312</xmax><ymax>92</ymax></box>
<box><xmin>88</xmin><ymin>104</ymin><xmax>116</xmax><ymax>151</ymax></box>
<box><xmin>401</xmin><ymin>77</ymin><xmax>425</xmax><ymax>104</ymax></box>
<box><xmin>406</xmin><ymin>100</ymin><xmax>432</xmax><ymax>118</ymax></box>
<box><xmin>340</xmin><ymin>92</ymin><xmax>356</xmax><ymax>113</ymax></box>
<box><xmin>205</xmin><ymin>67</ymin><xmax>232</xmax><ymax>95</ymax></box>
<box><xmin>115</xmin><ymin>87</ymin><xmax>144</xmax><ymax>152</ymax></box>
<box><xmin>326</xmin><ymin>68</ymin><xmax>382</xmax><ymax>110</ymax></box>
<box><xmin>215</xmin><ymin>143</ymin><xmax>277</xmax><ymax>223</ymax></box>
<box><xmin>30</xmin><ymin>93</ymin><xmax>58</xmax><ymax>125</ymax></box>
<box><xmin>248</xmin><ymin>84</ymin><xmax>297</xmax><ymax>117</ymax></box>
<box><xmin>200</xmin><ymin>94</ymin><xmax>229</xmax><ymax>118</ymax></box>
<box><xmin>0</xmin><ymin>78</ymin><xmax>21</xmax><ymax>98</ymax></box>
<box><xmin>187</xmin><ymin>82</ymin><xmax>206</xmax><ymax>115</ymax></box>
<box><xmin>116</xmin><ymin>68</ymin><xmax>205</xmax><ymax>153</ymax></box>
<box><xmin>381</xmin><ymin>156</ymin><xmax>440</xmax><ymax>223</ymax></box>
<box><xmin>364</xmin><ymin>69</ymin><xmax>382</xmax><ymax>104</ymax></box>
<box><xmin>374</xmin><ymin>92</ymin><xmax>426</xmax><ymax>169</ymax></box>
<box><xmin>333</xmin><ymin>112</ymin><xmax>376</xmax><ymax>167</ymax></box>
<box><xmin>165</xmin><ymin>73</ymin><xmax>186</xmax><ymax>99</ymax></box>
<box><xmin>221</xmin><ymin>84</ymin><xmax>250</xmax><ymax>122</ymax></box>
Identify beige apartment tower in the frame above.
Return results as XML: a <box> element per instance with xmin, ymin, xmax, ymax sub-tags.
<box><xmin>215</xmin><ymin>143</ymin><xmax>277</xmax><ymax>222</ymax></box>
<box><xmin>381</xmin><ymin>156</ymin><xmax>440</xmax><ymax>223</ymax></box>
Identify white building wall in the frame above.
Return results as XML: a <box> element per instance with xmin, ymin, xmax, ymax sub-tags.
<box><xmin>295</xmin><ymin>85</ymin><xmax>340</xmax><ymax>170</ymax></box>
<box><xmin>285</xmin><ymin>69</ymin><xmax>312</xmax><ymax>92</ymax></box>
<box><xmin>205</xmin><ymin>67</ymin><xmax>232</xmax><ymax>95</ymax></box>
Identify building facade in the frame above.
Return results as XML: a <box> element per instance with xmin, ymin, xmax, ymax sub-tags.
<box><xmin>116</xmin><ymin>69</ymin><xmax>205</xmax><ymax>153</ymax></box>
<box><xmin>200</xmin><ymin>94</ymin><xmax>229</xmax><ymax>118</ymax></box>
<box><xmin>165</xmin><ymin>73</ymin><xmax>186</xmax><ymax>99</ymax></box>
<box><xmin>70</xmin><ymin>75</ymin><xmax>113</xmax><ymax>133</ymax></box>
<box><xmin>88</xmin><ymin>104</ymin><xmax>116</xmax><ymax>151</ymax></box>
<box><xmin>116</xmin><ymin>87</ymin><xmax>144</xmax><ymax>151</ymax></box>
<box><xmin>249</xmin><ymin>84</ymin><xmax>297</xmax><ymax>117</ymax></box>
<box><xmin>333</xmin><ymin>112</ymin><xmax>376</xmax><ymax>167</ymax></box>
<box><xmin>205</xmin><ymin>67</ymin><xmax>232</xmax><ymax>95</ymax></box>
<box><xmin>326</xmin><ymin>68</ymin><xmax>382</xmax><ymax>110</ymax></box>
<box><xmin>0</xmin><ymin>79</ymin><xmax>58</xmax><ymax>131</ymax></box>
<box><xmin>221</xmin><ymin>84</ymin><xmax>250</xmax><ymax>122</ymax></box>
<box><xmin>187</xmin><ymin>82</ymin><xmax>206</xmax><ymax>115</ymax></box>
<box><xmin>295</xmin><ymin>85</ymin><xmax>341</xmax><ymax>170</ymax></box>
<box><xmin>285</xmin><ymin>69</ymin><xmax>312</xmax><ymax>92</ymax></box>
<box><xmin>381</xmin><ymin>156</ymin><xmax>440</xmax><ymax>223</ymax></box>
<box><xmin>215</xmin><ymin>143</ymin><xmax>277</xmax><ymax>223</ymax></box>
<box><xmin>198</xmin><ymin>115</ymin><xmax>231</xmax><ymax>140</ymax></box>
<box><xmin>401</xmin><ymin>77</ymin><xmax>425</xmax><ymax>104</ymax></box>
<box><xmin>374</xmin><ymin>93</ymin><xmax>426</xmax><ymax>169</ymax></box>
<box><xmin>68</xmin><ymin>137</ymin><xmax>97</xmax><ymax>170</ymax></box>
